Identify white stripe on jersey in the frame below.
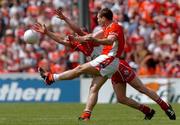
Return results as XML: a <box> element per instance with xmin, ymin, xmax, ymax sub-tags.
<box><xmin>108</xmin><ymin>40</ymin><xmax>119</xmax><ymax>57</ymax></box>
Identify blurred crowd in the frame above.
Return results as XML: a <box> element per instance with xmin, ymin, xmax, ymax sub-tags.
<box><xmin>0</xmin><ymin>0</ymin><xmax>179</xmax><ymax>78</ymax></box>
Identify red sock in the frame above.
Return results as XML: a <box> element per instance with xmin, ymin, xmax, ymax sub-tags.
<box><xmin>80</xmin><ymin>111</ymin><xmax>91</xmax><ymax>118</ymax></box>
<box><xmin>156</xmin><ymin>97</ymin><xmax>169</xmax><ymax>111</ymax></box>
<box><xmin>139</xmin><ymin>104</ymin><xmax>151</xmax><ymax>114</ymax></box>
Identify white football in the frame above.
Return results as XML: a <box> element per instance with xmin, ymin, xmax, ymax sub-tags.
<box><xmin>24</xmin><ymin>29</ymin><xmax>39</xmax><ymax>44</ymax></box>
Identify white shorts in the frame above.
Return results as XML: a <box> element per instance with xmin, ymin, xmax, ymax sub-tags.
<box><xmin>89</xmin><ymin>55</ymin><xmax>119</xmax><ymax>78</ymax></box>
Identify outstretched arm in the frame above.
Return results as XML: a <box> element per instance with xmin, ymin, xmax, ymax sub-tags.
<box><xmin>55</xmin><ymin>9</ymin><xmax>85</xmax><ymax>36</ymax></box>
<box><xmin>88</xmin><ymin>30</ymin><xmax>117</xmax><ymax>45</ymax></box>
<box><xmin>88</xmin><ymin>35</ymin><xmax>117</xmax><ymax>45</ymax></box>
<box><xmin>32</xmin><ymin>23</ymin><xmax>71</xmax><ymax>47</ymax></box>
<box><xmin>73</xmin><ymin>30</ymin><xmax>116</xmax><ymax>45</ymax></box>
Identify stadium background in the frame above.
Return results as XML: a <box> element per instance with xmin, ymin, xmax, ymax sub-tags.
<box><xmin>0</xmin><ymin>0</ymin><xmax>179</xmax><ymax>125</ymax></box>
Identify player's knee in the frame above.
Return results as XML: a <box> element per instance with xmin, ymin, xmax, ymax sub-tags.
<box><xmin>90</xmin><ymin>84</ymin><xmax>99</xmax><ymax>93</ymax></box>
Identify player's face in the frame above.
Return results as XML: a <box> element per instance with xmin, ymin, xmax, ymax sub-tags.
<box><xmin>97</xmin><ymin>14</ymin><xmax>105</xmax><ymax>26</ymax></box>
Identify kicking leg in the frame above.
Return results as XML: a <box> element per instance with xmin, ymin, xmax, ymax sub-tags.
<box><xmin>56</xmin><ymin>63</ymin><xmax>100</xmax><ymax>80</ymax></box>
<box><xmin>39</xmin><ymin>62</ymin><xmax>100</xmax><ymax>85</ymax></box>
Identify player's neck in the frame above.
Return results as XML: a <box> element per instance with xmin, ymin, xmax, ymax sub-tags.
<box><xmin>104</xmin><ymin>20</ymin><xmax>113</xmax><ymax>29</ymax></box>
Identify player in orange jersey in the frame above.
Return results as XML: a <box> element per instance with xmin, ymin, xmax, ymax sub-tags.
<box><xmin>36</xmin><ymin>8</ymin><xmax>176</xmax><ymax>121</ymax></box>
<box><xmin>38</xmin><ymin>8</ymin><xmax>124</xmax><ymax>121</ymax></box>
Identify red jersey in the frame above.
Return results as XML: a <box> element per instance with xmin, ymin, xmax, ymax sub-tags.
<box><xmin>69</xmin><ymin>40</ymin><xmax>101</xmax><ymax>59</ymax></box>
<box><xmin>102</xmin><ymin>22</ymin><xmax>125</xmax><ymax>58</ymax></box>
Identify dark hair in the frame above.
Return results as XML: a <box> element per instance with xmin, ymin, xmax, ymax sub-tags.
<box><xmin>98</xmin><ymin>8</ymin><xmax>113</xmax><ymax>20</ymax></box>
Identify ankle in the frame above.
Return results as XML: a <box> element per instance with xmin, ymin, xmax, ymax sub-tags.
<box><xmin>84</xmin><ymin>110</ymin><xmax>91</xmax><ymax>114</ymax></box>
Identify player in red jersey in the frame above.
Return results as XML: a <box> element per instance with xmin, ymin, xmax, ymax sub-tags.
<box><xmin>38</xmin><ymin>8</ymin><xmax>123</xmax><ymax>100</ymax></box>
<box><xmin>36</xmin><ymin>8</ymin><xmax>176</xmax><ymax>120</ymax></box>
<box><xmin>39</xmin><ymin>7</ymin><xmax>124</xmax><ymax>78</ymax></box>
<box><xmin>37</xmin><ymin>8</ymin><xmax>124</xmax><ymax>121</ymax></box>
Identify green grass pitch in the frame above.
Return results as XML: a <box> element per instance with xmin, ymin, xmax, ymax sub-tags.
<box><xmin>0</xmin><ymin>103</ymin><xmax>179</xmax><ymax>125</ymax></box>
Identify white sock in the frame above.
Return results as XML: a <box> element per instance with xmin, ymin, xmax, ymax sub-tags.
<box><xmin>53</xmin><ymin>74</ymin><xmax>60</xmax><ymax>81</ymax></box>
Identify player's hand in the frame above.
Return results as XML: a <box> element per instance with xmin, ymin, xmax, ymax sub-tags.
<box><xmin>76</xmin><ymin>36</ymin><xmax>93</xmax><ymax>43</ymax></box>
<box><xmin>83</xmin><ymin>34</ymin><xmax>94</xmax><ymax>41</ymax></box>
<box><xmin>32</xmin><ymin>22</ymin><xmax>48</xmax><ymax>34</ymax></box>
<box><xmin>54</xmin><ymin>9</ymin><xmax>66</xmax><ymax>20</ymax></box>
<box><xmin>68</xmin><ymin>35</ymin><xmax>85</xmax><ymax>43</ymax></box>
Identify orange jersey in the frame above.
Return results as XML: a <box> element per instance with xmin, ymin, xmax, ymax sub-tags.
<box><xmin>102</xmin><ymin>22</ymin><xmax>125</xmax><ymax>58</ymax></box>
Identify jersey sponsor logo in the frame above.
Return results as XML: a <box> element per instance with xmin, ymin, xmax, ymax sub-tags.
<box><xmin>0</xmin><ymin>82</ymin><xmax>61</xmax><ymax>102</ymax></box>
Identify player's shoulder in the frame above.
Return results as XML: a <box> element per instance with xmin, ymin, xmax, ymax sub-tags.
<box><xmin>111</xmin><ymin>22</ymin><xmax>123</xmax><ymax>29</ymax></box>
